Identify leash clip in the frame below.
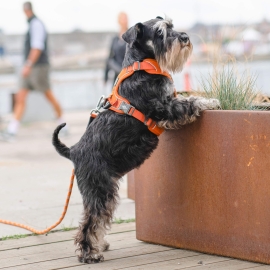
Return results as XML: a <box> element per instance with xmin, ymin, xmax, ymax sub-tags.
<box><xmin>89</xmin><ymin>95</ymin><xmax>109</xmax><ymax>117</ymax></box>
<box><xmin>96</xmin><ymin>95</ymin><xmax>106</xmax><ymax>110</ymax></box>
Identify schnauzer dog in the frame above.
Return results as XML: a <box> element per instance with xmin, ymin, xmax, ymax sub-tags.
<box><xmin>52</xmin><ymin>16</ymin><xmax>219</xmax><ymax>264</ymax></box>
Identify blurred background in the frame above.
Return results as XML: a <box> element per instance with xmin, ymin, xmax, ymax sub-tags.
<box><xmin>0</xmin><ymin>0</ymin><xmax>270</xmax><ymax>120</ymax></box>
<box><xmin>0</xmin><ymin>0</ymin><xmax>270</xmax><ymax>237</ymax></box>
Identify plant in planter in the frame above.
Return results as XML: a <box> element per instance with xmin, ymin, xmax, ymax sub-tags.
<box><xmin>134</xmin><ymin>61</ymin><xmax>270</xmax><ymax>264</ymax></box>
<box><xmin>200</xmin><ymin>65</ymin><xmax>258</xmax><ymax>110</ymax></box>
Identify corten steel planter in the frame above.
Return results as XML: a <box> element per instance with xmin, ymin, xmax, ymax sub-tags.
<box><xmin>127</xmin><ymin>170</ymin><xmax>135</xmax><ymax>200</ymax></box>
<box><xmin>135</xmin><ymin>110</ymin><xmax>270</xmax><ymax>264</ymax></box>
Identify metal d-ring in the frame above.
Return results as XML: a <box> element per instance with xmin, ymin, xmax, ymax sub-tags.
<box><xmin>90</xmin><ymin>108</ymin><xmax>98</xmax><ymax>115</ymax></box>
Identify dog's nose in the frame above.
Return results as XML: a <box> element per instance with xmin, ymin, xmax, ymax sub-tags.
<box><xmin>179</xmin><ymin>33</ymin><xmax>189</xmax><ymax>43</ymax></box>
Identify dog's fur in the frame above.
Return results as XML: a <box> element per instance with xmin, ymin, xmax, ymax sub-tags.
<box><xmin>52</xmin><ymin>16</ymin><xmax>220</xmax><ymax>264</ymax></box>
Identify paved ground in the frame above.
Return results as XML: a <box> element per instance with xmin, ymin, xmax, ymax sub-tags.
<box><xmin>0</xmin><ymin>110</ymin><xmax>135</xmax><ymax>238</ymax></box>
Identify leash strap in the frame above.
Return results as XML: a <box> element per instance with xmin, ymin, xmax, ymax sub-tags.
<box><xmin>107</xmin><ymin>59</ymin><xmax>172</xmax><ymax>136</ymax></box>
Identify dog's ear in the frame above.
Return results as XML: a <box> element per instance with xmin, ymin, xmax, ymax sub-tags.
<box><xmin>156</xmin><ymin>16</ymin><xmax>163</xmax><ymax>20</ymax></box>
<box><xmin>122</xmin><ymin>23</ymin><xmax>144</xmax><ymax>46</ymax></box>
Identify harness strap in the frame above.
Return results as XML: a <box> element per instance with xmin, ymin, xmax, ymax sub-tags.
<box><xmin>107</xmin><ymin>59</ymin><xmax>172</xmax><ymax>136</ymax></box>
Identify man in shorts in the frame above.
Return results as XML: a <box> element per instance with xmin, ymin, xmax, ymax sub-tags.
<box><xmin>6</xmin><ymin>2</ymin><xmax>65</xmax><ymax>137</ymax></box>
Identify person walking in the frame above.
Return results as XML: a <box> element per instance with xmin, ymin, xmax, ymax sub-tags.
<box><xmin>104</xmin><ymin>12</ymin><xmax>128</xmax><ymax>86</ymax></box>
<box><xmin>5</xmin><ymin>2</ymin><xmax>66</xmax><ymax>138</ymax></box>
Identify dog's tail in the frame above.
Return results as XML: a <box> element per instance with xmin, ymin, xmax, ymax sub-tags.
<box><xmin>52</xmin><ymin>123</ymin><xmax>71</xmax><ymax>160</ymax></box>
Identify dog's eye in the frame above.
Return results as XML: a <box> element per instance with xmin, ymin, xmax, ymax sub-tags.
<box><xmin>157</xmin><ymin>30</ymin><xmax>163</xmax><ymax>39</ymax></box>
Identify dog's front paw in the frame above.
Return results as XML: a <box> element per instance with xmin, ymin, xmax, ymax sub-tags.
<box><xmin>78</xmin><ymin>253</ymin><xmax>104</xmax><ymax>264</ymax></box>
<box><xmin>194</xmin><ymin>97</ymin><xmax>220</xmax><ymax>111</ymax></box>
<box><xmin>206</xmin><ymin>98</ymin><xmax>221</xmax><ymax>110</ymax></box>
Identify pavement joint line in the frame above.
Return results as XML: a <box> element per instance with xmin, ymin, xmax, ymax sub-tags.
<box><xmin>0</xmin><ymin>223</ymin><xmax>135</xmax><ymax>242</ymax></box>
<box><xmin>0</xmin><ymin>239</ymin><xmax>74</xmax><ymax>253</ymax></box>
<box><xmin>0</xmin><ymin>233</ymin><xmax>139</xmax><ymax>262</ymax></box>
<box><xmin>115</xmin><ymin>256</ymin><xmax>232</xmax><ymax>270</ymax></box>
<box><xmin>51</xmin><ymin>248</ymin><xmax>181</xmax><ymax>270</ymax></box>
<box><xmin>0</xmin><ymin>255</ymin><xmax>74</xmax><ymax>270</ymax></box>
<box><xmin>0</xmin><ymin>229</ymin><xmax>136</xmax><ymax>252</ymax></box>
<box><xmin>0</xmin><ymin>244</ymin><xmax>175</xmax><ymax>270</ymax></box>
<box><xmin>0</xmin><ymin>239</ymin><xmax>143</xmax><ymax>269</ymax></box>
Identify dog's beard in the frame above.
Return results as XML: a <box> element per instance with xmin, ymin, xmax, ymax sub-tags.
<box><xmin>157</xmin><ymin>39</ymin><xmax>193</xmax><ymax>73</ymax></box>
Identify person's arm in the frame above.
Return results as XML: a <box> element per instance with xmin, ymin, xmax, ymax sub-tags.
<box><xmin>107</xmin><ymin>38</ymin><xmax>122</xmax><ymax>73</ymax></box>
<box><xmin>104</xmin><ymin>37</ymin><xmax>116</xmax><ymax>84</ymax></box>
<box><xmin>22</xmin><ymin>19</ymin><xmax>46</xmax><ymax>78</ymax></box>
<box><xmin>104</xmin><ymin>61</ymin><xmax>110</xmax><ymax>84</ymax></box>
<box><xmin>107</xmin><ymin>58</ymin><xmax>122</xmax><ymax>74</ymax></box>
<box><xmin>104</xmin><ymin>37</ymin><xmax>123</xmax><ymax>83</ymax></box>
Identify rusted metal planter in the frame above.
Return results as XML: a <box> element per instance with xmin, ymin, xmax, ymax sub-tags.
<box><xmin>135</xmin><ymin>110</ymin><xmax>270</xmax><ymax>264</ymax></box>
<box><xmin>127</xmin><ymin>170</ymin><xmax>135</xmax><ymax>200</ymax></box>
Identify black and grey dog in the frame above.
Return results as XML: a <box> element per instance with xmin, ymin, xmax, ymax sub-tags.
<box><xmin>52</xmin><ymin>16</ymin><xmax>219</xmax><ymax>263</ymax></box>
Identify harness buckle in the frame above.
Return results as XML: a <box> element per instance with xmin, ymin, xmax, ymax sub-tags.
<box><xmin>119</xmin><ymin>101</ymin><xmax>135</xmax><ymax>115</ymax></box>
<box><xmin>133</xmin><ymin>61</ymin><xmax>141</xmax><ymax>71</ymax></box>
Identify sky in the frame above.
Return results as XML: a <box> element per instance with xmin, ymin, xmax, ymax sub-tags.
<box><xmin>0</xmin><ymin>0</ymin><xmax>269</xmax><ymax>34</ymax></box>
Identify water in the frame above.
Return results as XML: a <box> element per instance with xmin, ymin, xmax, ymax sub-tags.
<box><xmin>185</xmin><ymin>61</ymin><xmax>270</xmax><ymax>94</ymax></box>
<box><xmin>0</xmin><ymin>61</ymin><xmax>270</xmax><ymax>116</ymax></box>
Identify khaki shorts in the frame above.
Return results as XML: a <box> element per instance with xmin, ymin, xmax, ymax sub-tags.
<box><xmin>20</xmin><ymin>64</ymin><xmax>51</xmax><ymax>92</ymax></box>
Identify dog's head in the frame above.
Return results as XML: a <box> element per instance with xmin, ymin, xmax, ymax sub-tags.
<box><xmin>122</xmin><ymin>15</ymin><xmax>193</xmax><ymax>73</ymax></box>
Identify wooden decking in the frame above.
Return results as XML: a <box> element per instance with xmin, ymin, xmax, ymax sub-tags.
<box><xmin>0</xmin><ymin>223</ymin><xmax>268</xmax><ymax>270</ymax></box>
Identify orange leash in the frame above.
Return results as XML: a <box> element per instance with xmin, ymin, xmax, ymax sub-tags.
<box><xmin>0</xmin><ymin>169</ymin><xmax>75</xmax><ymax>235</ymax></box>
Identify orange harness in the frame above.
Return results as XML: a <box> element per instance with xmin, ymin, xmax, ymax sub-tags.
<box><xmin>92</xmin><ymin>59</ymin><xmax>173</xmax><ymax>136</ymax></box>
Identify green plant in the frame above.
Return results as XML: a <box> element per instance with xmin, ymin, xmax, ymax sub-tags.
<box><xmin>0</xmin><ymin>220</ymin><xmax>135</xmax><ymax>242</ymax></box>
<box><xmin>60</xmin><ymin>226</ymin><xmax>77</xmax><ymax>232</ymax></box>
<box><xmin>0</xmin><ymin>233</ymin><xmax>34</xmax><ymax>241</ymax></box>
<box><xmin>0</xmin><ymin>226</ymin><xmax>78</xmax><ymax>241</ymax></box>
<box><xmin>196</xmin><ymin>40</ymin><xmax>260</xmax><ymax>111</ymax></box>
<box><xmin>199</xmin><ymin>65</ymin><xmax>259</xmax><ymax>110</ymax></box>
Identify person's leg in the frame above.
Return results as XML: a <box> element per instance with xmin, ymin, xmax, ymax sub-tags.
<box><xmin>44</xmin><ymin>89</ymin><xmax>62</xmax><ymax>119</ymax></box>
<box><xmin>37</xmin><ymin>65</ymin><xmax>67</xmax><ymax>133</ymax></box>
<box><xmin>44</xmin><ymin>90</ymin><xmax>68</xmax><ymax>135</ymax></box>
<box><xmin>7</xmin><ymin>88</ymin><xmax>29</xmax><ymax>135</ymax></box>
<box><xmin>34</xmin><ymin>65</ymin><xmax>63</xmax><ymax>121</ymax></box>
<box><xmin>14</xmin><ymin>88</ymin><xmax>29</xmax><ymax>120</ymax></box>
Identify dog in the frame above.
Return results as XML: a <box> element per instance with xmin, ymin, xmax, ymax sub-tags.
<box><xmin>52</xmin><ymin>16</ymin><xmax>220</xmax><ymax>264</ymax></box>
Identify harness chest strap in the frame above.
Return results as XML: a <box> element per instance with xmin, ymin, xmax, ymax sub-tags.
<box><xmin>107</xmin><ymin>59</ymin><xmax>174</xmax><ymax>136</ymax></box>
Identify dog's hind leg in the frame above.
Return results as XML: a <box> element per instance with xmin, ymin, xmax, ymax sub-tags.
<box><xmin>75</xmin><ymin>204</ymin><xmax>103</xmax><ymax>263</ymax></box>
<box><xmin>75</xmin><ymin>173</ymin><xmax>119</xmax><ymax>263</ymax></box>
<box><xmin>157</xmin><ymin>95</ymin><xmax>220</xmax><ymax>129</ymax></box>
